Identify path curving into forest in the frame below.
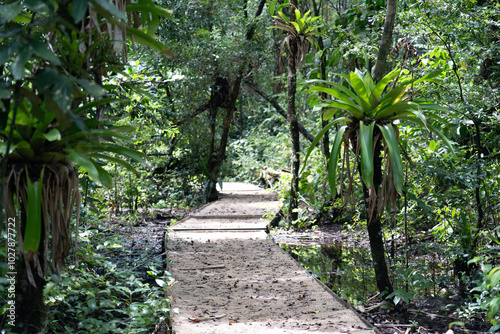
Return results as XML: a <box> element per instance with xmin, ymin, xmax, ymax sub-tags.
<box><xmin>166</xmin><ymin>182</ymin><xmax>378</xmax><ymax>333</ymax></box>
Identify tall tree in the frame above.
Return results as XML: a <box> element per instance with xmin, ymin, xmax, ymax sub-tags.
<box><xmin>271</xmin><ymin>2</ymin><xmax>322</xmax><ymax>221</ymax></box>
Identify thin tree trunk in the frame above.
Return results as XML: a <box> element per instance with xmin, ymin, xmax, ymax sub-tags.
<box><xmin>286</xmin><ymin>0</ymin><xmax>300</xmax><ymax>222</ymax></box>
<box><xmin>371</xmin><ymin>0</ymin><xmax>398</xmax><ymax>82</ymax></box>
<box><xmin>243</xmin><ymin>80</ymin><xmax>315</xmax><ymax>143</ymax></box>
<box><xmin>366</xmin><ymin>209</ymin><xmax>394</xmax><ymax>297</ymax></box>
<box><xmin>472</xmin><ymin>118</ymin><xmax>484</xmax><ymax>250</ymax></box>
<box><xmin>311</xmin><ymin>0</ymin><xmax>331</xmax><ymax>160</ymax></box>
<box><xmin>361</xmin><ymin>134</ymin><xmax>394</xmax><ymax>297</ymax></box>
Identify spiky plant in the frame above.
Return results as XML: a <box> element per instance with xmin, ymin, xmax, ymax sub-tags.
<box><xmin>303</xmin><ymin>68</ymin><xmax>453</xmax><ymax>296</ymax></box>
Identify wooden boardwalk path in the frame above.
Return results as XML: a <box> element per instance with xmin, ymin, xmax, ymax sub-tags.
<box><xmin>166</xmin><ymin>182</ymin><xmax>377</xmax><ymax>334</ymax></box>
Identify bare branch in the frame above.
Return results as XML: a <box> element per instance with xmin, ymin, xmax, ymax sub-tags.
<box><xmin>243</xmin><ymin>80</ymin><xmax>315</xmax><ymax>143</ymax></box>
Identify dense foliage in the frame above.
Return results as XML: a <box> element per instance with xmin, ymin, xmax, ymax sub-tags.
<box><xmin>0</xmin><ymin>0</ymin><xmax>499</xmax><ymax>332</ymax></box>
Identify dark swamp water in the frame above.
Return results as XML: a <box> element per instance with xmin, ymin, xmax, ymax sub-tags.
<box><xmin>279</xmin><ymin>242</ymin><xmax>377</xmax><ymax>306</ymax></box>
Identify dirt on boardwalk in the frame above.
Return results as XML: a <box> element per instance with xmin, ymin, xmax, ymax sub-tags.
<box><xmin>166</xmin><ymin>183</ymin><xmax>377</xmax><ymax>334</ymax></box>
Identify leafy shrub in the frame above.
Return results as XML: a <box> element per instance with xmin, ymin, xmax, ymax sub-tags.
<box><xmin>42</xmin><ymin>226</ymin><xmax>173</xmax><ymax>333</ymax></box>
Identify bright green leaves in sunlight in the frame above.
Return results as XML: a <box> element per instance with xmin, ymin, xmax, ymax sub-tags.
<box><xmin>359</xmin><ymin>121</ymin><xmax>375</xmax><ymax>189</ymax></box>
<box><xmin>377</xmin><ymin>123</ymin><xmax>403</xmax><ymax>193</ymax></box>
<box><xmin>303</xmin><ymin>68</ymin><xmax>454</xmax><ymax>207</ymax></box>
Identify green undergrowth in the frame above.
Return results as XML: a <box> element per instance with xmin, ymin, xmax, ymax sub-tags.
<box><xmin>42</xmin><ymin>224</ymin><xmax>174</xmax><ymax>333</ymax></box>
<box><xmin>0</xmin><ymin>211</ymin><xmax>175</xmax><ymax>333</ymax></box>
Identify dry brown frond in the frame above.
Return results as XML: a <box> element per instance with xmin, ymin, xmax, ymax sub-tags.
<box><xmin>3</xmin><ymin>163</ymin><xmax>80</xmax><ymax>287</ymax></box>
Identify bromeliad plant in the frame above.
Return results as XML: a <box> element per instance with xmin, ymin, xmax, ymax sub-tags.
<box><xmin>303</xmin><ymin>68</ymin><xmax>454</xmax><ymax>297</ymax></box>
<box><xmin>270</xmin><ymin>2</ymin><xmax>323</xmax><ymax>67</ymax></box>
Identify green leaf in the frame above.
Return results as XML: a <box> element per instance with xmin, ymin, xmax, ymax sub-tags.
<box><xmin>377</xmin><ymin>85</ymin><xmax>407</xmax><ymax>106</ymax></box>
<box><xmin>294</xmin><ymin>9</ymin><xmax>301</xmax><ymax>22</ymax></box>
<box><xmin>429</xmin><ymin>140</ymin><xmax>437</xmax><ymax>152</ymax></box>
<box><xmin>126</xmin><ymin>26</ymin><xmax>174</xmax><ymax>58</ymax></box>
<box><xmin>359</xmin><ymin>121</ymin><xmax>375</xmax><ymax>188</ymax></box>
<box><xmin>0</xmin><ymin>40</ymin><xmax>19</xmax><ymax>67</ymax></box>
<box><xmin>373</xmin><ymin>68</ymin><xmax>400</xmax><ymax>100</ymax></box>
<box><xmin>301</xmin><ymin>117</ymin><xmax>349</xmax><ymax>173</ymax></box>
<box><xmin>378</xmin><ymin>124</ymin><xmax>403</xmax><ymax>193</ymax></box>
<box><xmin>126</xmin><ymin>4</ymin><xmax>172</xmax><ymax>18</ymax></box>
<box><xmin>24</xmin><ymin>168</ymin><xmax>44</xmax><ymax>256</ymax></box>
<box><xmin>324</xmin><ymin>101</ymin><xmax>364</xmax><ymax>119</ymax></box>
<box><xmin>76</xmin><ymin>78</ymin><xmax>106</xmax><ymax>98</ymax></box>
<box><xmin>67</xmin><ymin>149</ymin><xmax>100</xmax><ymax>183</ymax></box>
<box><xmin>0</xmin><ymin>141</ymin><xmax>18</xmax><ymax>155</ymax></box>
<box><xmin>71</xmin><ymin>0</ymin><xmax>88</xmax><ymax>23</ymax></box>
<box><xmin>427</xmin><ymin>123</ymin><xmax>455</xmax><ymax>155</ymax></box>
<box><xmin>374</xmin><ymin>101</ymin><xmax>419</xmax><ymax>120</ymax></box>
<box><xmin>88</xmin><ymin>127</ymin><xmax>136</xmax><ymax>142</ymax></box>
<box><xmin>349</xmin><ymin>71</ymin><xmax>371</xmax><ymax>112</ymax></box>
<box><xmin>360</xmin><ymin>69</ymin><xmax>375</xmax><ymax>95</ymax></box>
<box><xmin>413</xmin><ymin>69</ymin><xmax>443</xmax><ymax>85</ymax></box>
<box><xmin>95</xmin><ymin>163</ymin><xmax>113</xmax><ymax>188</ymax></box>
<box><xmin>100</xmin><ymin>144</ymin><xmax>145</xmax><ymax>162</ymax></box>
<box><xmin>16</xmin><ymin>140</ymin><xmax>36</xmax><ymax>160</ymax></box>
<box><xmin>87</xmin><ymin>297</ymin><xmax>97</xmax><ymax>310</ymax></box>
<box><xmin>42</xmin><ymin>128</ymin><xmax>61</xmax><ymax>142</ymax></box>
<box><xmin>268</xmin><ymin>0</ymin><xmax>278</xmax><ymax>15</ymax></box>
<box><xmin>31</xmin><ymin>39</ymin><xmax>61</xmax><ymax>65</ymax></box>
<box><xmin>277</xmin><ymin>7</ymin><xmax>290</xmax><ymax>24</ymax></box>
<box><xmin>155</xmin><ymin>278</ymin><xmax>167</xmax><ymax>288</ymax></box>
<box><xmin>90</xmin><ymin>0</ymin><xmax>126</xmax><ymax>21</ymax></box>
<box><xmin>322</xmin><ymin>108</ymin><xmax>340</xmax><ymax>121</ymax></box>
<box><xmin>486</xmin><ymin>296</ymin><xmax>500</xmax><ymax>320</ymax></box>
<box><xmin>90</xmin><ymin>153</ymin><xmax>139</xmax><ymax>175</ymax></box>
<box><xmin>305</xmin><ymin>85</ymin><xmax>359</xmax><ymax>108</ymax></box>
<box><xmin>489</xmin><ymin>267</ymin><xmax>500</xmax><ymax>287</ymax></box>
<box><xmin>24</xmin><ymin>0</ymin><xmax>54</xmax><ymax>12</ymax></box>
<box><xmin>328</xmin><ymin>125</ymin><xmax>347</xmax><ymax>196</ymax></box>
<box><xmin>12</xmin><ymin>48</ymin><xmax>32</xmax><ymax>80</ymax></box>
<box><xmin>417</xmin><ymin>102</ymin><xmax>450</xmax><ymax>113</ymax></box>
<box><xmin>0</xmin><ymin>2</ymin><xmax>23</xmax><ymax>22</ymax></box>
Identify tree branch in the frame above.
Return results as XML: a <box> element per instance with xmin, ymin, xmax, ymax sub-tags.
<box><xmin>172</xmin><ymin>101</ymin><xmax>210</xmax><ymax>126</ymax></box>
<box><xmin>243</xmin><ymin>80</ymin><xmax>315</xmax><ymax>143</ymax></box>
<box><xmin>371</xmin><ymin>0</ymin><xmax>398</xmax><ymax>82</ymax></box>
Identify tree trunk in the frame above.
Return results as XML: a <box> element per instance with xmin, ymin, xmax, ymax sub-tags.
<box><xmin>311</xmin><ymin>0</ymin><xmax>330</xmax><ymax>160</ymax></box>
<box><xmin>286</xmin><ymin>33</ymin><xmax>300</xmax><ymax>222</ymax></box>
<box><xmin>362</xmin><ymin>135</ymin><xmax>394</xmax><ymax>297</ymax></box>
<box><xmin>371</xmin><ymin>0</ymin><xmax>398</xmax><ymax>82</ymax></box>
<box><xmin>366</xmin><ymin>208</ymin><xmax>394</xmax><ymax>297</ymax></box>
<box><xmin>15</xmin><ymin>210</ymin><xmax>46</xmax><ymax>333</ymax></box>
<box><xmin>273</xmin><ymin>31</ymin><xmax>287</xmax><ymax>94</ymax></box>
<box><xmin>15</xmin><ymin>260</ymin><xmax>46</xmax><ymax>333</ymax></box>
